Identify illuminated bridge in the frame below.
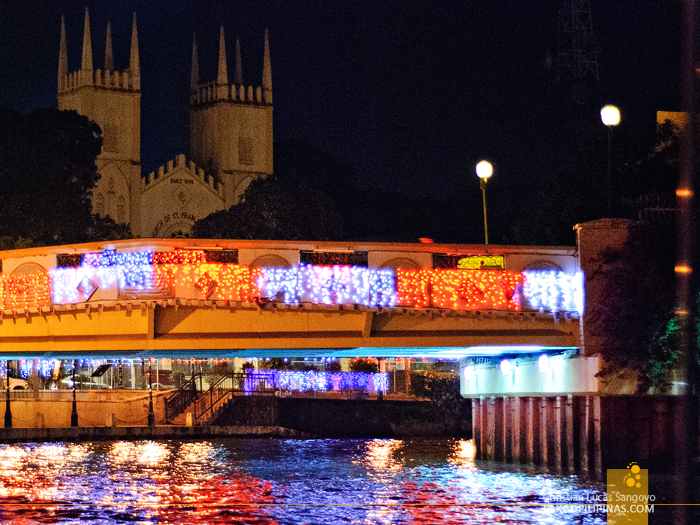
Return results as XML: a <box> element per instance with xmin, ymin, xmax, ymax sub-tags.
<box><xmin>0</xmin><ymin>223</ymin><xmax>644</xmax><ymax>473</ymax></box>
<box><xmin>0</xmin><ymin>238</ymin><xmax>582</xmax><ymax>363</ymax></box>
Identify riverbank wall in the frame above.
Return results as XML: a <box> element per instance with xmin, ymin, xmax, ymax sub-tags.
<box><xmin>213</xmin><ymin>396</ymin><xmax>472</xmax><ymax>438</ymax></box>
<box><xmin>0</xmin><ymin>392</ymin><xmax>472</xmax><ymax>440</ymax></box>
<box><xmin>0</xmin><ymin>425</ymin><xmax>315</xmax><ymax>443</ymax></box>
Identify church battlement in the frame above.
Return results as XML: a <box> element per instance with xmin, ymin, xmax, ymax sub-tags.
<box><xmin>59</xmin><ymin>67</ymin><xmax>140</xmax><ymax>94</ymax></box>
<box><xmin>143</xmin><ymin>154</ymin><xmax>224</xmax><ymax>197</ymax></box>
<box><xmin>189</xmin><ymin>27</ymin><xmax>272</xmax><ymax>109</ymax></box>
<box><xmin>58</xmin><ymin>10</ymin><xmax>140</xmax><ymax>97</ymax></box>
<box><xmin>58</xmin><ymin>10</ymin><xmax>269</xmax><ymax>238</ymax></box>
<box><xmin>189</xmin><ymin>81</ymin><xmax>267</xmax><ymax>107</ymax></box>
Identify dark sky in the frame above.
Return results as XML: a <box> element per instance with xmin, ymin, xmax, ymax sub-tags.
<box><xmin>0</xmin><ymin>0</ymin><xmax>683</xmax><ymax>208</ymax></box>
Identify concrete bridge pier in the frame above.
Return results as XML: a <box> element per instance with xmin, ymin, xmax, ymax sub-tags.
<box><xmin>471</xmin><ymin>394</ymin><xmax>603</xmax><ymax>477</ymax></box>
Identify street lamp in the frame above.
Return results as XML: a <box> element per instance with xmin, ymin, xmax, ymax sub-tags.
<box><xmin>147</xmin><ymin>358</ymin><xmax>155</xmax><ymax>427</ymax></box>
<box><xmin>476</xmin><ymin>160</ymin><xmax>493</xmax><ymax>245</ymax></box>
<box><xmin>71</xmin><ymin>359</ymin><xmax>78</xmax><ymax>427</ymax></box>
<box><xmin>4</xmin><ymin>362</ymin><xmax>11</xmax><ymax>429</ymax></box>
<box><xmin>600</xmin><ymin>105</ymin><xmax>621</xmax><ymax>217</ymax></box>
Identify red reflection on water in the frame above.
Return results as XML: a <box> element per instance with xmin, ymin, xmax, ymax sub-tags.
<box><xmin>0</xmin><ymin>443</ymin><xmax>284</xmax><ymax>525</ymax></box>
<box><xmin>151</xmin><ymin>474</ymin><xmax>281</xmax><ymax>524</ymax></box>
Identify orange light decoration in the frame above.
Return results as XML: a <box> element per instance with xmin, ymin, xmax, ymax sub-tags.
<box><xmin>676</xmin><ymin>188</ymin><xmax>693</xmax><ymax>198</ymax></box>
<box><xmin>675</xmin><ymin>265</ymin><xmax>692</xmax><ymax>274</ymax></box>
<box><xmin>152</xmin><ymin>250</ymin><xmax>207</xmax><ymax>265</ymax></box>
<box><xmin>2</xmin><ymin>272</ymin><xmax>52</xmax><ymax>308</ymax></box>
<box><xmin>397</xmin><ymin>268</ymin><xmax>521</xmax><ymax>310</ymax></box>
<box><xmin>166</xmin><ymin>264</ymin><xmax>262</xmax><ymax>301</ymax></box>
<box><xmin>396</xmin><ymin>269</ymin><xmax>434</xmax><ymax>308</ymax></box>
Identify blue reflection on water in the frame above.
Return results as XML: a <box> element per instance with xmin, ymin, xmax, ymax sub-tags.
<box><xmin>0</xmin><ymin>438</ymin><xmax>606</xmax><ymax>524</ymax></box>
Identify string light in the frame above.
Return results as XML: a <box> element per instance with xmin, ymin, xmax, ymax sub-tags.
<box><xmin>397</xmin><ymin>269</ymin><xmax>521</xmax><ymax>310</ymax></box>
<box><xmin>261</xmin><ymin>370</ymin><xmax>388</xmax><ymax>392</ymax></box>
<box><xmin>2</xmin><ymin>272</ymin><xmax>52</xmax><ymax>308</ymax></box>
<box><xmin>522</xmin><ymin>270</ymin><xmax>584</xmax><ymax>314</ymax></box>
<box><xmin>1</xmin><ymin>249</ymin><xmax>583</xmax><ymax>315</ymax></box>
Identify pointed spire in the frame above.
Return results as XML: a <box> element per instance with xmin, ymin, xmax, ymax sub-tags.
<box><xmin>217</xmin><ymin>26</ymin><xmax>228</xmax><ymax>85</ymax></box>
<box><xmin>58</xmin><ymin>16</ymin><xmax>68</xmax><ymax>92</ymax></box>
<box><xmin>81</xmin><ymin>8</ymin><xmax>93</xmax><ymax>72</ymax></box>
<box><xmin>191</xmin><ymin>33</ymin><xmax>199</xmax><ymax>91</ymax></box>
<box><xmin>234</xmin><ymin>37</ymin><xmax>243</xmax><ymax>85</ymax></box>
<box><xmin>130</xmin><ymin>13</ymin><xmax>140</xmax><ymax>76</ymax></box>
<box><xmin>262</xmin><ymin>29</ymin><xmax>272</xmax><ymax>102</ymax></box>
<box><xmin>105</xmin><ymin>22</ymin><xmax>114</xmax><ymax>71</ymax></box>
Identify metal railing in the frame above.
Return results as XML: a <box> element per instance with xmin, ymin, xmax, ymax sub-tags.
<box><xmin>164</xmin><ymin>373</ymin><xmax>201</xmax><ymax>423</ymax></box>
<box><xmin>194</xmin><ymin>372</ymin><xmax>278</xmax><ymax>422</ymax></box>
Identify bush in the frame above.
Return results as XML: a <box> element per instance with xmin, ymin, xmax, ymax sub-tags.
<box><xmin>349</xmin><ymin>359</ymin><xmax>378</xmax><ymax>373</ymax></box>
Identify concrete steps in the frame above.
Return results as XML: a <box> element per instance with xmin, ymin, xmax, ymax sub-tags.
<box><xmin>170</xmin><ymin>391</ymin><xmax>234</xmax><ymax>426</ymax></box>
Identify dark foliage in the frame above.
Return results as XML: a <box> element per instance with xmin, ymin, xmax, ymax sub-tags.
<box><xmin>193</xmin><ymin>174</ymin><xmax>344</xmax><ymax>240</ymax></box>
<box><xmin>586</xmin><ymin>219</ymin><xmax>678</xmax><ymax>392</ymax></box>
<box><xmin>0</xmin><ymin>107</ymin><xmax>132</xmax><ymax>245</ymax></box>
<box><xmin>194</xmin><ymin>139</ymin><xmax>474</xmax><ymax>243</ymax></box>
<box><xmin>349</xmin><ymin>358</ymin><xmax>379</xmax><ymax>373</ymax></box>
<box><xmin>507</xmin><ymin>131</ymin><xmax>608</xmax><ymax>246</ymax></box>
<box><xmin>409</xmin><ymin>371</ymin><xmax>469</xmax><ymax>421</ymax></box>
<box><xmin>507</xmin><ymin>120</ymin><xmax>681</xmax><ymax>246</ymax></box>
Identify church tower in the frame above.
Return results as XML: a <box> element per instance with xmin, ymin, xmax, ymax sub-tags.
<box><xmin>189</xmin><ymin>27</ymin><xmax>273</xmax><ymax>208</ymax></box>
<box><xmin>58</xmin><ymin>9</ymin><xmax>142</xmax><ymax>234</ymax></box>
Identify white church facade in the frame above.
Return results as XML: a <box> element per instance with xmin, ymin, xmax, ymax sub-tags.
<box><xmin>57</xmin><ymin>10</ymin><xmax>273</xmax><ymax>238</ymax></box>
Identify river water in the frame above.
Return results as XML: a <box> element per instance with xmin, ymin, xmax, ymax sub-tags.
<box><xmin>0</xmin><ymin>438</ymin><xmax>611</xmax><ymax>524</ymax></box>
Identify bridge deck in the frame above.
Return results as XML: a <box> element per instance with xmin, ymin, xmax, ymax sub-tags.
<box><xmin>0</xmin><ymin>301</ymin><xmax>579</xmax><ymax>359</ymax></box>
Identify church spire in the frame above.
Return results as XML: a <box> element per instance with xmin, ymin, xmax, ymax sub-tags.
<box><xmin>105</xmin><ymin>22</ymin><xmax>114</xmax><ymax>71</ymax></box>
<box><xmin>234</xmin><ymin>37</ymin><xmax>243</xmax><ymax>85</ymax></box>
<box><xmin>191</xmin><ymin>33</ymin><xmax>199</xmax><ymax>91</ymax></box>
<box><xmin>217</xmin><ymin>26</ymin><xmax>228</xmax><ymax>85</ymax></box>
<box><xmin>130</xmin><ymin>13</ymin><xmax>140</xmax><ymax>76</ymax></box>
<box><xmin>263</xmin><ymin>29</ymin><xmax>272</xmax><ymax>103</ymax></box>
<box><xmin>81</xmin><ymin>8</ymin><xmax>93</xmax><ymax>72</ymax></box>
<box><xmin>58</xmin><ymin>16</ymin><xmax>68</xmax><ymax>92</ymax></box>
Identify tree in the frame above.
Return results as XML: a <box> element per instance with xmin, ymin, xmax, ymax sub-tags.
<box><xmin>0</xmin><ymin>107</ymin><xmax>132</xmax><ymax>245</ymax></box>
<box><xmin>194</xmin><ymin>138</ymin><xmax>474</xmax><ymax>243</ymax></box>
<box><xmin>193</xmin><ymin>174</ymin><xmax>344</xmax><ymax>240</ymax></box>
<box><xmin>586</xmin><ymin>219</ymin><xmax>678</xmax><ymax>392</ymax></box>
<box><xmin>619</xmin><ymin>119</ymin><xmax>680</xmax><ymax>218</ymax></box>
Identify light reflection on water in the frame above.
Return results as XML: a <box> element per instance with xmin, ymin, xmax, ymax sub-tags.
<box><xmin>0</xmin><ymin>438</ymin><xmax>606</xmax><ymax>524</ymax></box>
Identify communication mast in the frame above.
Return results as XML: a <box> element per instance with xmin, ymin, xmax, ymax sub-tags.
<box><xmin>556</xmin><ymin>0</ymin><xmax>601</xmax><ymax>105</ymax></box>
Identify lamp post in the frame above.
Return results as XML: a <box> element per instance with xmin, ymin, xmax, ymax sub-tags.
<box><xmin>600</xmin><ymin>105</ymin><xmax>620</xmax><ymax>217</ymax></box>
<box><xmin>4</xmin><ymin>362</ymin><xmax>11</xmax><ymax>428</ymax></box>
<box><xmin>71</xmin><ymin>360</ymin><xmax>78</xmax><ymax>427</ymax></box>
<box><xmin>147</xmin><ymin>358</ymin><xmax>155</xmax><ymax>427</ymax></box>
<box><xmin>476</xmin><ymin>160</ymin><xmax>494</xmax><ymax>245</ymax></box>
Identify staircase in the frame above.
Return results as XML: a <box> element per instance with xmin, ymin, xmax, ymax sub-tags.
<box><xmin>170</xmin><ymin>391</ymin><xmax>234</xmax><ymax>426</ymax></box>
<box><xmin>165</xmin><ymin>371</ymin><xmax>277</xmax><ymax>426</ymax></box>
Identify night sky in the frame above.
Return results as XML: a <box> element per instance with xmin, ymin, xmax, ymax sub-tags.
<box><xmin>0</xmin><ymin>0</ymin><xmax>683</xmax><ymax>238</ymax></box>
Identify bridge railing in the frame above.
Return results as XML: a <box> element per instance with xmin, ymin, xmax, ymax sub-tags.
<box><xmin>164</xmin><ymin>373</ymin><xmax>201</xmax><ymax>423</ymax></box>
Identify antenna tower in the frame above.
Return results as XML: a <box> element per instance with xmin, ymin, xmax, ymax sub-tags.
<box><xmin>556</xmin><ymin>0</ymin><xmax>600</xmax><ymax>90</ymax></box>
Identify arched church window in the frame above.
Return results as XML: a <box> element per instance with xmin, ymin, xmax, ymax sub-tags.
<box><xmin>238</xmin><ymin>137</ymin><xmax>254</xmax><ymax>165</ymax></box>
<box><xmin>116</xmin><ymin>195</ymin><xmax>126</xmax><ymax>224</ymax></box>
<box><xmin>103</xmin><ymin>122</ymin><xmax>118</xmax><ymax>152</ymax></box>
<box><xmin>95</xmin><ymin>194</ymin><xmax>105</xmax><ymax>216</ymax></box>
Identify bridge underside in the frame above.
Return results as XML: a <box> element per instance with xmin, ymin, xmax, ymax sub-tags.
<box><xmin>0</xmin><ymin>302</ymin><xmax>579</xmax><ymax>360</ymax></box>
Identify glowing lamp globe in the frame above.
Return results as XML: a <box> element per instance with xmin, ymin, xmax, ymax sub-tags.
<box><xmin>600</xmin><ymin>105</ymin><xmax>621</xmax><ymax>127</ymax></box>
<box><xmin>500</xmin><ymin>359</ymin><xmax>511</xmax><ymax>376</ymax></box>
<box><xmin>476</xmin><ymin>160</ymin><xmax>493</xmax><ymax>179</ymax></box>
